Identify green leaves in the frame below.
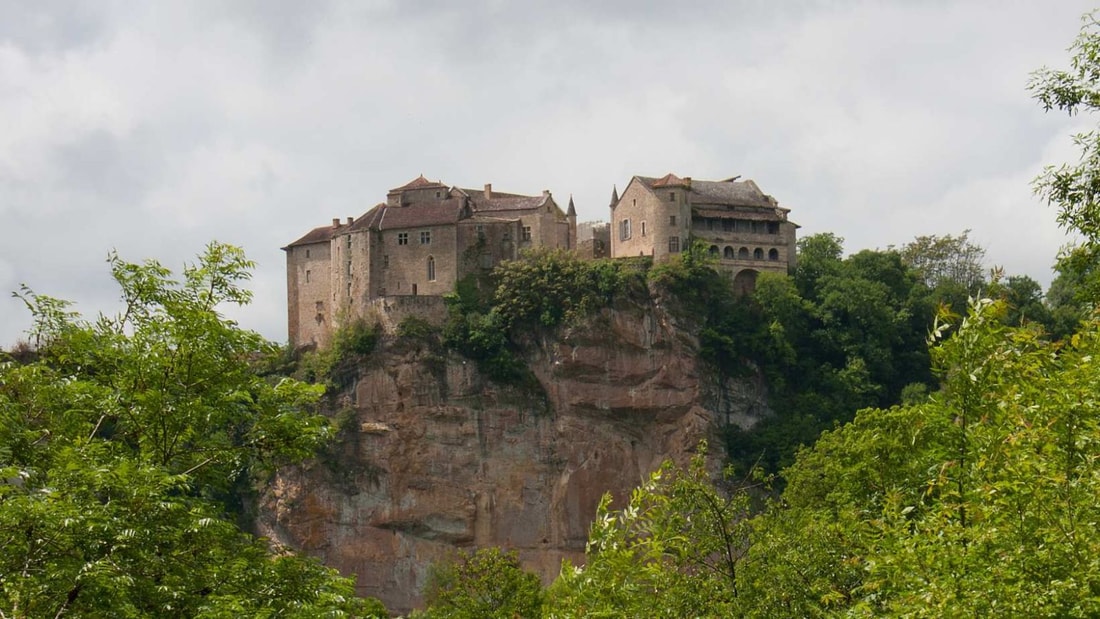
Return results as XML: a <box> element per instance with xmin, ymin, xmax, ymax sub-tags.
<box><xmin>0</xmin><ymin>243</ymin><xmax>371</xmax><ymax>617</ymax></box>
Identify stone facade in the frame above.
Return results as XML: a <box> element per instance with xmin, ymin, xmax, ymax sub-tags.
<box><xmin>610</xmin><ymin>173</ymin><xmax>798</xmax><ymax>293</ymax></box>
<box><xmin>284</xmin><ymin>176</ymin><xmax>577</xmax><ymax>348</ymax></box>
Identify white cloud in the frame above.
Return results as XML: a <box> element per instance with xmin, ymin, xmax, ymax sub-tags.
<box><xmin>0</xmin><ymin>0</ymin><xmax>1097</xmax><ymax>347</ymax></box>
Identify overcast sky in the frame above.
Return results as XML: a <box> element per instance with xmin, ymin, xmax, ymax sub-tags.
<box><xmin>1</xmin><ymin>0</ymin><xmax>1096</xmax><ymax>348</ymax></box>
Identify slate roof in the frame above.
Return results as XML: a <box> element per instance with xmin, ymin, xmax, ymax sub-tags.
<box><xmin>636</xmin><ymin>174</ymin><xmax>779</xmax><ymax>209</ymax></box>
<box><xmin>358</xmin><ymin>201</ymin><xmax>464</xmax><ymax>231</ymax></box>
<box><xmin>284</xmin><ymin>225</ymin><xmax>334</xmax><ymax>248</ymax></box>
<box><xmin>458</xmin><ymin>187</ymin><xmax>551</xmax><ymax>213</ymax></box>
<box><xmin>391</xmin><ymin>174</ymin><xmax>447</xmax><ymax>191</ymax></box>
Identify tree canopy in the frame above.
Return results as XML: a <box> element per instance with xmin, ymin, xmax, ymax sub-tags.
<box><xmin>0</xmin><ymin>243</ymin><xmax>381</xmax><ymax>617</ymax></box>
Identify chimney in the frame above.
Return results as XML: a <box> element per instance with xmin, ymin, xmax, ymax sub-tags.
<box><xmin>332</xmin><ymin>218</ymin><xmax>340</xmax><ymax>228</ymax></box>
<box><xmin>542</xmin><ymin>190</ymin><xmax>550</xmax><ymax>198</ymax></box>
<box><xmin>346</xmin><ymin>217</ymin><xmax>353</xmax><ymax>225</ymax></box>
<box><xmin>484</xmin><ymin>183</ymin><xmax>492</xmax><ymax>199</ymax></box>
<box><xmin>684</xmin><ymin>177</ymin><xmax>692</xmax><ymax>188</ymax></box>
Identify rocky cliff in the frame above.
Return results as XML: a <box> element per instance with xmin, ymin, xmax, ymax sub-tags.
<box><xmin>256</xmin><ymin>297</ymin><xmax>769</xmax><ymax>614</ymax></box>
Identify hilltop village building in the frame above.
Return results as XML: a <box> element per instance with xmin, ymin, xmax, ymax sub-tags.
<box><xmin>609</xmin><ymin>174</ymin><xmax>798</xmax><ymax>294</ymax></box>
<box><xmin>284</xmin><ymin>175</ymin><xmax>576</xmax><ymax>348</ymax></box>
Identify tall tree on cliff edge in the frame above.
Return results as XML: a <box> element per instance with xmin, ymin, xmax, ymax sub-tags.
<box><xmin>0</xmin><ymin>243</ymin><xmax>383</xmax><ymax>617</ymax></box>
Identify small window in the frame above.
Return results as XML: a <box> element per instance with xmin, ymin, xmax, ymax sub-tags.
<box><xmin>435</xmin><ymin>191</ymin><xmax>441</xmax><ymax>198</ymax></box>
<box><xmin>668</xmin><ymin>236</ymin><xmax>680</xmax><ymax>253</ymax></box>
<box><xmin>346</xmin><ymin>235</ymin><xmax>352</xmax><ymax>248</ymax></box>
<box><xmin>738</xmin><ymin>247</ymin><xmax>749</xmax><ymax>260</ymax></box>
<box><xmin>398</xmin><ymin>232</ymin><xmax>409</xmax><ymax>245</ymax></box>
<box><xmin>669</xmin><ymin>215</ymin><xmax>676</xmax><ymax>226</ymax></box>
<box><xmin>427</xmin><ymin>256</ymin><xmax>436</xmax><ymax>281</ymax></box>
<box><xmin>723</xmin><ymin>219</ymin><xmax>734</xmax><ymax>232</ymax></box>
<box><xmin>669</xmin><ymin>192</ymin><xmax>675</xmax><ymax>202</ymax></box>
<box><xmin>346</xmin><ymin>282</ymin><xmax>352</xmax><ymax>297</ymax></box>
<box><xmin>305</xmin><ymin>270</ymin><xmax>311</xmax><ymax>283</ymax></box>
<box><xmin>768</xmin><ymin>222</ymin><xmax>780</xmax><ymax>234</ymax></box>
<box><xmin>724</xmin><ymin>246</ymin><xmax>734</xmax><ymax>259</ymax></box>
<box><xmin>620</xmin><ymin>219</ymin><xmax>632</xmax><ymax>241</ymax></box>
<box><xmin>754</xmin><ymin>248</ymin><xmax>764</xmax><ymax>260</ymax></box>
<box><xmin>347</xmin><ymin>261</ymin><xmax>352</xmax><ymax>275</ymax></box>
<box><xmin>305</xmin><ymin>249</ymin><xmax>310</xmax><ymax>258</ymax></box>
<box><xmin>503</xmin><ymin>230</ymin><xmax>511</xmax><ymax>241</ymax></box>
<box><xmin>476</xmin><ymin>225</ymin><xmax>485</xmax><ymax>239</ymax></box>
<box><xmin>315</xmin><ymin>301</ymin><xmax>324</xmax><ymax>312</ymax></box>
<box><xmin>641</xmin><ymin>221</ymin><xmax>646</xmax><ymax>237</ymax></box>
<box><xmin>383</xmin><ymin>255</ymin><xmax>389</xmax><ymax>269</ymax></box>
<box><xmin>420</xmin><ymin>230</ymin><xmax>431</xmax><ymax>245</ymax></box>
<box><xmin>768</xmin><ymin>248</ymin><xmax>779</xmax><ymax>261</ymax></box>
<box><xmin>522</xmin><ymin>226</ymin><xmax>532</xmax><ymax>241</ymax></box>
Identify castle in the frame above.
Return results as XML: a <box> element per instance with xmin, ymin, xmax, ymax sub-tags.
<box><xmin>284</xmin><ymin>173</ymin><xmax>796</xmax><ymax>347</ymax></box>
<box><xmin>609</xmin><ymin>173</ymin><xmax>798</xmax><ymax>295</ymax></box>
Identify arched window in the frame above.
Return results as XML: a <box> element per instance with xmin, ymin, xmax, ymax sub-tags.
<box><xmin>768</xmin><ymin>248</ymin><xmax>779</xmax><ymax>261</ymax></box>
<box><xmin>753</xmin><ymin>248</ymin><xmax>763</xmax><ymax>260</ymax></box>
<box><xmin>709</xmin><ymin>245</ymin><xmax>719</xmax><ymax>256</ymax></box>
<box><xmin>724</xmin><ymin>246</ymin><xmax>735</xmax><ymax>259</ymax></box>
<box><xmin>738</xmin><ymin>247</ymin><xmax>749</xmax><ymax>260</ymax></box>
<box><xmin>427</xmin><ymin>256</ymin><xmax>436</xmax><ymax>281</ymax></box>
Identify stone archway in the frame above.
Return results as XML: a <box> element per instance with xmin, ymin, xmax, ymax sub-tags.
<box><xmin>732</xmin><ymin>269</ymin><xmax>759</xmax><ymax>296</ymax></box>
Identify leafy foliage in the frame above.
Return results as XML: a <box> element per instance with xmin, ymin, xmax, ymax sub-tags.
<box><xmin>419</xmin><ymin>548</ymin><xmax>543</xmax><ymax>619</ymax></box>
<box><xmin>295</xmin><ymin>315</ymin><xmax>380</xmax><ymax>389</ymax></box>
<box><xmin>548</xmin><ymin>445</ymin><xmax>757</xmax><ymax>618</ymax></box>
<box><xmin>443</xmin><ymin>250</ymin><xmax>647</xmax><ymax>382</ymax></box>
<box><xmin>0</xmin><ymin>243</ymin><xmax>379</xmax><ymax>617</ymax></box>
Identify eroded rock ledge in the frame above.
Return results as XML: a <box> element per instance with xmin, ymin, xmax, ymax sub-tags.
<box><xmin>257</xmin><ymin>298</ymin><xmax>768</xmax><ymax>614</ymax></box>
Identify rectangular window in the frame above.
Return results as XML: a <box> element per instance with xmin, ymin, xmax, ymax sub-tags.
<box><xmin>347</xmin><ymin>261</ymin><xmax>352</xmax><ymax>276</ymax></box>
<box><xmin>669</xmin><ymin>192</ymin><xmax>675</xmax><ymax>202</ymax></box>
<box><xmin>669</xmin><ymin>215</ymin><xmax>676</xmax><ymax>226</ymax></box>
<box><xmin>619</xmin><ymin>219</ymin><xmax>632</xmax><ymax>241</ymax></box>
<box><xmin>668</xmin><ymin>236</ymin><xmax>680</xmax><ymax>253</ymax></box>
<box><xmin>641</xmin><ymin>221</ymin><xmax>646</xmax><ymax>237</ymax></box>
<box><xmin>522</xmin><ymin>226</ymin><xmax>532</xmax><ymax>241</ymax></box>
<box><xmin>346</xmin><ymin>235</ymin><xmax>352</xmax><ymax>248</ymax></box>
<box><xmin>383</xmin><ymin>255</ymin><xmax>389</xmax><ymax>269</ymax></box>
<box><xmin>347</xmin><ymin>282</ymin><xmax>352</xmax><ymax>297</ymax></box>
<box><xmin>420</xmin><ymin>230</ymin><xmax>431</xmax><ymax>245</ymax></box>
<box><xmin>305</xmin><ymin>270</ymin><xmax>311</xmax><ymax>283</ymax></box>
<box><xmin>397</xmin><ymin>232</ymin><xmax>409</xmax><ymax>245</ymax></box>
<box><xmin>305</xmin><ymin>249</ymin><xmax>311</xmax><ymax>258</ymax></box>
<box><xmin>768</xmin><ymin>222</ymin><xmax>780</xmax><ymax>234</ymax></box>
<box><xmin>503</xmin><ymin>230</ymin><xmax>511</xmax><ymax>241</ymax></box>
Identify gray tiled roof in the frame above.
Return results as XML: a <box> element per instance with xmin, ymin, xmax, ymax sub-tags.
<box><xmin>284</xmin><ymin>225</ymin><xmax>333</xmax><ymax>248</ymax></box>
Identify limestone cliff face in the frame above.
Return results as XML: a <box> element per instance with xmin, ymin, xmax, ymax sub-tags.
<box><xmin>257</xmin><ymin>298</ymin><xmax>769</xmax><ymax>614</ymax></box>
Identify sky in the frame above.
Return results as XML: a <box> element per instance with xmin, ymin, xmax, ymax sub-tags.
<box><xmin>1</xmin><ymin>0</ymin><xmax>1096</xmax><ymax>348</ymax></box>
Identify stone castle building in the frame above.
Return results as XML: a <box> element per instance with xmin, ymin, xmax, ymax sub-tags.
<box><xmin>609</xmin><ymin>173</ymin><xmax>797</xmax><ymax>294</ymax></box>
<box><xmin>285</xmin><ymin>172</ymin><xmax>797</xmax><ymax>348</ymax></box>
<box><xmin>284</xmin><ymin>175</ymin><xmax>576</xmax><ymax>348</ymax></box>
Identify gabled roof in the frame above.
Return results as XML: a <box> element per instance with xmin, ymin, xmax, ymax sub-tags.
<box><xmin>391</xmin><ymin>174</ymin><xmax>447</xmax><ymax>192</ymax></box>
<box><xmin>650</xmin><ymin>173</ymin><xmax>689</xmax><ymax>188</ymax></box>
<box><xmin>633</xmin><ymin>173</ymin><xmax>779</xmax><ymax>209</ymax></box>
<box><xmin>457</xmin><ymin>187</ymin><xmax>553</xmax><ymax>213</ymax></box>
<box><xmin>367</xmin><ymin>201</ymin><xmax>463</xmax><ymax>231</ymax></box>
<box><xmin>283</xmin><ymin>225</ymin><xmax>333</xmax><ymax>249</ymax></box>
<box><xmin>690</xmin><ymin>179</ymin><xmax>777</xmax><ymax>209</ymax></box>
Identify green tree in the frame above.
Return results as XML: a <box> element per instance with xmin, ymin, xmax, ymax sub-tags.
<box><xmin>1030</xmin><ymin>10</ymin><xmax>1100</xmax><ymax>301</ymax></box>
<box><xmin>548</xmin><ymin>446</ymin><xmax>755</xmax><ymax>618</ymax></box>
<box><xmin>0</xmin><ymin>243</ymin><xmax>380</xmax><ymax>617</ymax></box>
<box><xmin>420</xmin><ymin>548</ymin><xmax>543</xmax><ymax>619</ymax></box>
